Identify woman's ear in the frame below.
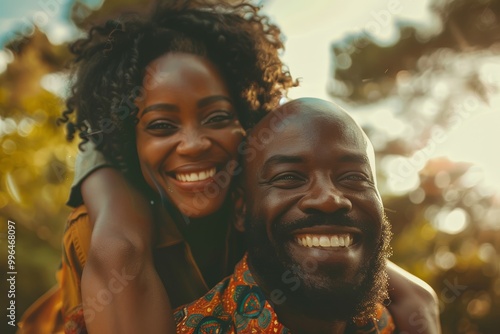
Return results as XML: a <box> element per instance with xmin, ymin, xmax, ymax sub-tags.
<box><xmin>234</xmin><ymin>204</ymin><xmax>246</xmax><ymax>232</ymax></box>
<box><xmin>233</xmin><ymin>188</ymin><xmax>246</xmax><ymax>232</ymax></box>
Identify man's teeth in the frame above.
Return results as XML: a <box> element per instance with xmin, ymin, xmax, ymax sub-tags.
<box><xmin>175</xmin><ymin>168</ymin><xmax>216</xmax><ymax>182</ymax></box>
<box><xmin>296</xmin><ymin>234</ymin><xmax>353</xmax><ymax>248</ymax></box>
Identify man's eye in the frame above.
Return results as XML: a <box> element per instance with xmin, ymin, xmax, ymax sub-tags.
<box><xmin>340</xmin><ymin>173</ymin><xmax>373</xmax><ymax>187</ymax></box>
<box><xmin>269</xmin><ymin>173</ymin><xmax>305</xmax><ymax>188</ymax></box>
<box><xmin>344</xmin><ymin>174</ymin><xmax>368</xmax><ymax>181</ymax></box>
<box><xmin>273</xmin><ymin>174</ymin><xmax>299</xmax><ymax>181</ymax></box>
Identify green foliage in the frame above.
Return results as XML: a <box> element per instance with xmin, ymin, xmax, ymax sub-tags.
<box><xmin>0</xmin><ymin>29</ymin><xmax>76</xmax><ymax>334</ymax></box>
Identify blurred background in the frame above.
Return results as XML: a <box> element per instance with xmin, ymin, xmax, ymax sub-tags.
<box><xmin>0</xmin><ymin>0</ymin><xmax>499</xmax><ymax>333</ymax></box>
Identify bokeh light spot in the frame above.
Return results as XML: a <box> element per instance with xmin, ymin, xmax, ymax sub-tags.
<box><xmin>18</xmin><ymin>118</ymin><xmax>36</xmax><ymax>137</ymax></box>
<box><xmin>478</xmin><ymin>243</ymin><xmax>496</xmax><ymax>263</ymax></box>
<box><xmin>409</xmin><ymin>187</ymin><xmax>426</xmax><ymax>204</ymax></box>
<box><xmin>434</xmin><ymin>170</ymin><xmax>451</xmax><ymax>188</ymax></box>
<box><xmin>335</xmin><ymin>52</ymin><xmax>352</xmax><ymax>70</ymax></box>
<box><xmin>460</xmin><ymin>166</ymin><xmax>484</xmax><ymax>188</ymax></box>
<box><xmin>434</xmin><ymin>207</ymin><xmax>468</xmax><ymax>234</ymax></box>
<box><xmin>467</xmin><ymin>293</ymin><xmax>491</xmax><ymax>318</ymax></box>
<box><xmin>434</xmin><ymin>246</ymin><xmax>457</xmax><ymax>270</ymax></box>
<box><xmin>2</xmin><ymin>139</ymin><xmax>17</xmax><ymax>154</ymax></box>
<box><xmin>0</xmin><ymin>118</ymin><xmax>17</xmax><ymax>136</ymax></box>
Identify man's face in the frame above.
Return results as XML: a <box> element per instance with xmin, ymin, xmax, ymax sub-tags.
<box><xmin>243</xmin><ymin>100</ymin><xmax>392</xmax><ymax>321</ymax></box>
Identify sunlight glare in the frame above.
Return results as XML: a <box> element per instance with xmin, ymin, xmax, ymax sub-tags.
<box><xmin>432</xmin><ymin>109</ymin><xmax>500</xmax><ymax>195</ymax></box>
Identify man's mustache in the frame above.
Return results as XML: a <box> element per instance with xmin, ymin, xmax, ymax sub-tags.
<box><xmin>273</xmin><ymin>212</ymin><xmax>372</xmax><ymax>237</ymax></box>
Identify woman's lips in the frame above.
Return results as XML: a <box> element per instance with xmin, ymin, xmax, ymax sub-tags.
<box><xmin>175</xmin><ymin>167</ymin><xmax>216</xmax><ymax>182</ymax></box>
<box><xmin>167</xmin><ymin>164</ymin><xmax>229</xmax><ymax>193</ymax></box>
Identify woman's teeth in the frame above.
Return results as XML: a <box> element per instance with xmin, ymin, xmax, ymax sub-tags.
<box><xmin>295</xmin><ymin>234</ymin><xmax>354</xmax><ymax>248</ymax></box>
<box><xmin>175</xmin><ymin>167</ymin><xmax>216</xmax><ymax>182</ymax></box>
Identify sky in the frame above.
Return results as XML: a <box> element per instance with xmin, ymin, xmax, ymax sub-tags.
<box><xmin>1</xmin><ymin>0</ymin><xmax>499</xmax><ymax>195</ymax></box>
<box><xmin>0</xmin><ymin>0</ymin><xmax>102</xmax><ymax>46</ymax></box>
<box><xmin>261</xmin><ymin>0</ymin><xmax>435</xmax><ymax>100</ymax></box>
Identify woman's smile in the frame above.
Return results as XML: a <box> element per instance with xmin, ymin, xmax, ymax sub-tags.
<box><xmin>174</xmin><ymin>166</ymin><xmax>217</xmax><ymax>183</ymax></box>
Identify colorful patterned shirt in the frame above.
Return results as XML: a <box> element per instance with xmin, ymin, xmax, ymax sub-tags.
<box><xmin>174</xmin><ymin>254</ymin><xmax>396</xmax><ymax>333</ymax></box>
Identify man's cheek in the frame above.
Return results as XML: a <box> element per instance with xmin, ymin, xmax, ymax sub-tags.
<box><xmin>269</xmin><ymin>192</ymin><xmax>304</xmax><ymax>221</ymax></box>
<box><xmin>261</xmin><ymin>193</ymin><xmax>288</xmax><ymax>221</ymax></box>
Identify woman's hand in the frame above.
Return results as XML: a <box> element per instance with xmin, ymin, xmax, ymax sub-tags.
<box><xmin>387</xmin><ymin>261</ymin><xmax>441</xmax><ymax>334</ymax></box>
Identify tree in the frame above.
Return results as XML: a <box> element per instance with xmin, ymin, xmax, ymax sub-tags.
<box><xmin>0</xmin><ymin>28</ymin><xmax>77</xmax><ymax>329</ymax></box>
<box><xmin>328</xmin><ymin>0</ymin><xmax>500</xmax><ymax>333</ymax></box>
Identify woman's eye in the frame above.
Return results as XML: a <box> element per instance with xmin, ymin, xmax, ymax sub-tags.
<box><xmin>204</xmin><ymin>111</ymin><xmax>234</xmax><ymax>125</ymax></box>
<box><xmin>147</xmin><ymin>121</ymin><xmax>177</xmax><ymax>130</ymax></box>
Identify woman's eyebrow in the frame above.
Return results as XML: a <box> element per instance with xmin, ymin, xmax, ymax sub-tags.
<box><xmin>140</xmin><ymin>103</ymin><xmax>179</xmax><ymax>116</ymax></box>
<box><xmin>197</xmin><ymin>95</ymin><xmax>232</xmax><ymax>108</ymax></box>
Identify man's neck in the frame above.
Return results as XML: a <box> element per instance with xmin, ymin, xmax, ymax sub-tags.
<box><xmin>272</xmin><ymin>303</ymin><xmax>348</xmax><ymax>334</ymax></box>
<box><xmin>247</xmin><ymin>262</ymin><xmax>350</xmax><ymax>334</ymax></box>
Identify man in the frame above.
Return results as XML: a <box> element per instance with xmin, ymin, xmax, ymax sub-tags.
<box><xmin>174</xmin><ymin>97</ymin><xmax>395</xmax><ymax>333</ymax></box>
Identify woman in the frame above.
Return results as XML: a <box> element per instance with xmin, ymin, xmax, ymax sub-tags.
<box><xmin>19</xmin><ymin>1</ymin><xmax>440</xmax><ymax>333</ymax></box>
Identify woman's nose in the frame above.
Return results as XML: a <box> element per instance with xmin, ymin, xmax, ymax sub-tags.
<box><xmin>176</xmin><ymin>128</ymin><xmax>212</xmax><ymax>157</ymax></box>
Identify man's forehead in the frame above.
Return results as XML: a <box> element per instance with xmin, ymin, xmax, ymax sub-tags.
<box><xmin>245</xmin><ymin>97</ymin><xmax>377</xmax><ymax>176</ymax></box>
<box><xmin>248</xmin><ymin>98</ymin><xmax>365</xmax><ymax>150</ymax></box>
<box><xmin>255</xmin><ymin>98</ymin><xmax>357</xmax><ymax>132</ymax></box>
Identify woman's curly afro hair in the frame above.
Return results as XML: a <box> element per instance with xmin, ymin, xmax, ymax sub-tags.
<box><xmin>59</xmin><ymin>0</ymin><xmax>297</xmax><ymax>180</ymax></box>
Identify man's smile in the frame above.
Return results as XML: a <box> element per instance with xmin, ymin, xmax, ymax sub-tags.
<box><xmin>290</xmin><ymin>225</ymin><xmax>362</xmax><ymax>247</ymax></box>
<box><xmin>282</xmin><ymin>225</ymin><xmax>366</xmax><ymax>266</ymax></box>
<box><xmin>295</xmin><ymin>233</ymin><xmax>354</xmax><ymax>248</ymax></box>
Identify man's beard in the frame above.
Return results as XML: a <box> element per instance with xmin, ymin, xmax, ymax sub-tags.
<box><xmin>245</xmin><ymin>211</ymin><xmax>392</xmax><ymax>323</ymax></box>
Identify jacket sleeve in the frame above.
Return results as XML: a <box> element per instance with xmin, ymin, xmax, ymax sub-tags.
<box><xmin>17</xmin><ymin>206</ymin><xmax>92</xmax><ymax>334</ymax></box>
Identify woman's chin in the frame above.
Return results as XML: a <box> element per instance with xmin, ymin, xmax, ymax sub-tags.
<box><xmin>172</xmin><ymin>196</ymin><xmax>228</xmax><ymax>220</ymax></box>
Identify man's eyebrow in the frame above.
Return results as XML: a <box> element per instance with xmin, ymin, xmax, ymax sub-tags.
<box><xmin>261</xmin><ymin>154</ymin><xmax>304</xmax><ymax>173</ymax></box>
<box><xmin>140</xmin><ymin>103</ymin><xmax>179</xmax><ymax>116</ymax></box>
<box><xmin>197</xmin><ymin>95</ymin><xmax>233</xmax><ymax>108</ymax></box>
<box><xmin>338</xmin><ymin>153</ymin><xmax>369</xmax><ymax>165</ymax></box>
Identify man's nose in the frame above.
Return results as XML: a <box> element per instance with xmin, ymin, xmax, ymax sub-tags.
<box><xmin>297</xmin><ymin>179</ymin><xmax>352</xmax><ymax>214</ymax></box>
<box><xmin>176</xmin><ymin>128</ymin><xmax>212</xmax><ymax>157</ymax></box>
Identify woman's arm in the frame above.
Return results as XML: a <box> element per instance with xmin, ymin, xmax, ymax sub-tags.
<box><xmin>387</xmin><ymin>261</ymin><xmax>441</xmax><ymax>334</ymax></box>
<box><xmin>80</xmin><ymin>167</ymin><xmax>175</xmax><ymax>333</ymax></box>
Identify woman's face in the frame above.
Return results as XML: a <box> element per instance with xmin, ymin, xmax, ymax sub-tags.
<box><xmin>135</xmin><ymin>53</ymin><xmax>245</xmax><ymax>218</ymax></box>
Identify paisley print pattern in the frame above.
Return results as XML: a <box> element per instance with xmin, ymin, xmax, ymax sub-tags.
<box><xmin>174</xmin><ymin>254</ymin><xmax>395</xmax><ymax>333</ymax></box>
